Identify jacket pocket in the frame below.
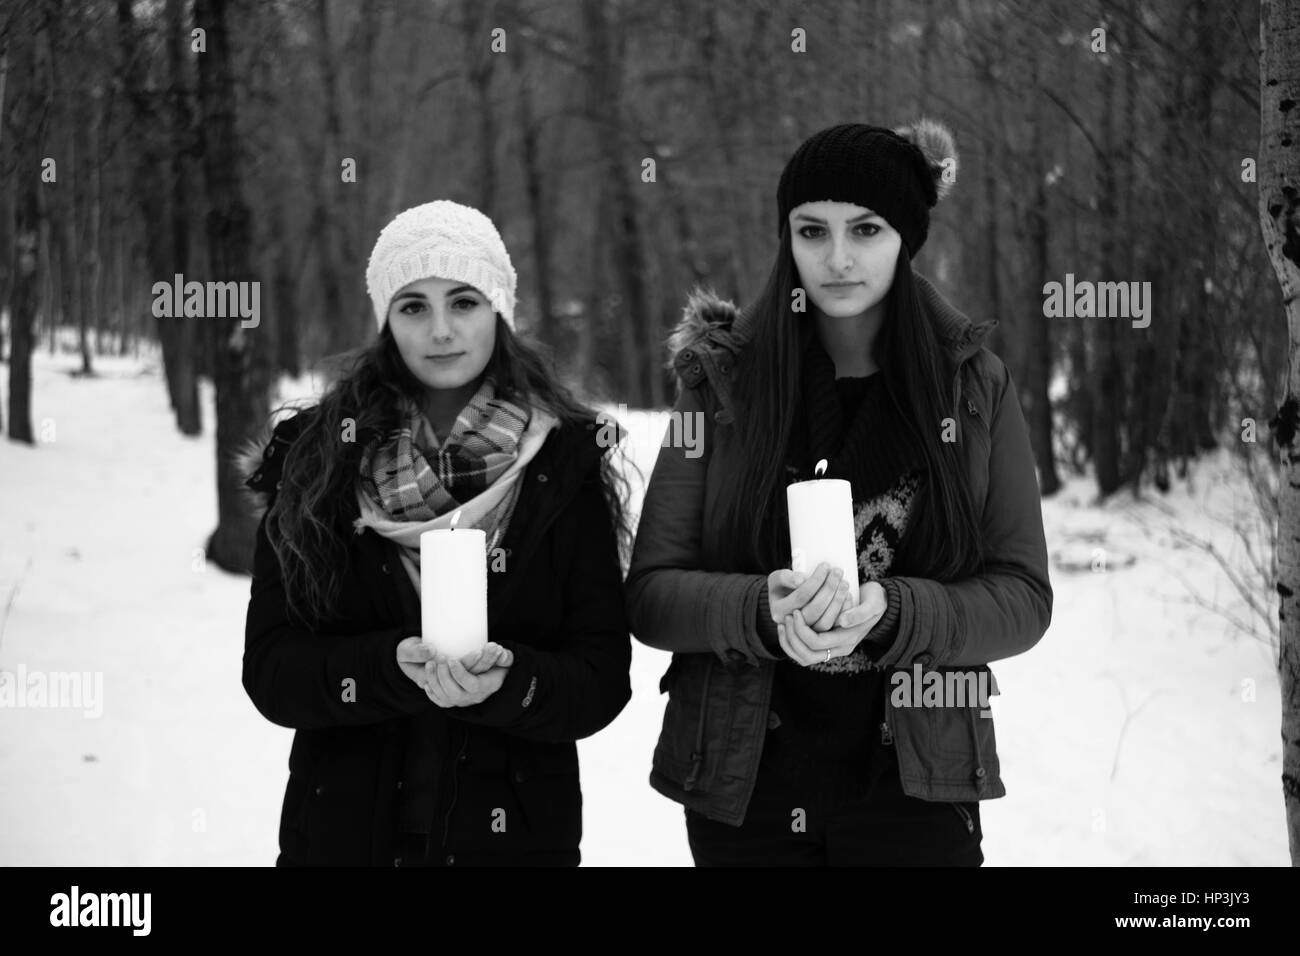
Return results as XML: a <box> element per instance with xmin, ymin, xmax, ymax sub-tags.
<box><xmin>889</xmin><ymin>669</ymin><xmax>1002</xmax><ymax>800</ymax></box>
<box><xmin>504</xmin><ymin>740</ymin><xmax>583</xmax><ymax>850</ymax></box>
<box><xmin>924</xmin><ymin>687</ymin><xmax>1002</xmax><ymax>795</ymax></box>
<box><xmin>653</xmin><ymin>653</ymin><xmax>712</xmax><ymax>789</ymax></box>
<box><xmin>303</xmin><ymin>745</ymin><xmax>380</xmax><ymax>865</ymax></box>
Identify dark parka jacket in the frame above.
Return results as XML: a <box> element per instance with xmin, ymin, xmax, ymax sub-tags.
<box><xmin>241</xmin><ymin>409</ymin><xmax>631</xmax><ymax>865</ymax></box>
<box><xmin>626</xmin><ymin>274</ymin><xmax>1053</xmax><ymax>826</ymax></box>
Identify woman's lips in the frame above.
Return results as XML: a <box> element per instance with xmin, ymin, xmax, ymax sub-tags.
<box><xmin>426</xmin><ymin>353</ymin><xmax>464</xmax><ymax>363</ymax></box>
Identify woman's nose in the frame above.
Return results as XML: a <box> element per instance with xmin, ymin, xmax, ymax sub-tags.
<box><xmin>429</xmin><ymin>307</ymin><xmax>453</xmax><ymax>341</ymax></box>
<box><xmin>827</xmin><ymin>237</ymin><xmax>853</xmax><ymax>274</ymax></box>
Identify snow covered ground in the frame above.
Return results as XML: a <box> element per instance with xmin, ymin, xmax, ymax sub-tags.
<box><xmin>0</xmin><ymin>348</ymin><xmax>1288</xmax><ymax>865</ymax></box>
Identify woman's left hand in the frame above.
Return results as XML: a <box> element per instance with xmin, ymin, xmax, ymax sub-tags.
<box><xmin>422</xmin><ymin>648</ymin><xmax>511</xmax><ymax>707</ymax></box>
<box><xmin>777</xmin><ymin>582</ymin><xmax>888</xmax><ymax>666</ymax></box>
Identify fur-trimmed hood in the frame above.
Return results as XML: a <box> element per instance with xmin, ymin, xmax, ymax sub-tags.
<box><xmin>234</xmin><ymin>406</ymin><xmax>319</xmax><ymax>521</ymax></box>
<box><xmin>663</xmin><ymin>273</ymin><xmax>997</xmax><ymax>389</ymax></box>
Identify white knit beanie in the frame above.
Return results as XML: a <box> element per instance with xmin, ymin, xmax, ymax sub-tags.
<box><xmin>365</xmin><ymin>200</ymin><xmax>517</xmax><ymax>331</ymax></box>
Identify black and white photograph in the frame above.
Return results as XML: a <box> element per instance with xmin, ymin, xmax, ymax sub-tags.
<box><xmin>0</xmin><ymin>0</ymin><xmax>1296</xmax><ymax>909</ymax></box>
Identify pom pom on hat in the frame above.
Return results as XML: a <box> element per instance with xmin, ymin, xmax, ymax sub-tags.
<box><xmin>365</xmin><ymin>200</ymin><xmax>518</xmax><ymax>332</ymax></box>
<box><xmin>893</xmin><ymin>117</ymin><xmax>958</xmax><ymax>203</ymax></box>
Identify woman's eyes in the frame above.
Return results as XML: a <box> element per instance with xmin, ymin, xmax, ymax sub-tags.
<box><xmin>398</xmin><ymin>296</ymin><xmax>481</xmax><ymax>315</ymax></box>
<box><xmin>797</xmin><ymin>224</ymin><xmax>881</xmax><ymax>239</ymax></box>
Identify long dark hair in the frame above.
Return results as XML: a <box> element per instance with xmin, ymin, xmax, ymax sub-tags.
<box><xmin>265</xmin><ymin>317</ymin><xmax>632</xmax><ymax>630</ymax></box>
<box><xmin>720</xmin><ymin>226</ymin><xmax>984</xmax><ymax>582</ymax></box>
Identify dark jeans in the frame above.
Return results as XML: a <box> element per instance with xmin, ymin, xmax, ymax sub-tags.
<box><xmin>685</xmin><ymin>729</ymin><xmax>984</xmax><ymax>867</ymax></box>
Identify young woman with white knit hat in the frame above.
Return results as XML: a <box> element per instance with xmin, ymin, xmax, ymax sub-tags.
<box><xmin>241</xmin><ymin>199</ymin><xmax>632</xmax><ymax>867</ymax></box>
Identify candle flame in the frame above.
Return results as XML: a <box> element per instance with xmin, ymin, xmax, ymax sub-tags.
<box><xmin>450</xmin><ymin>509</ymin><xmax>462</xmax><ymax>530</ymax></box>
<box><xmin>814</xmin><ymin>459</ymin><xmax>828</xmax><ymax>477</ymax></box>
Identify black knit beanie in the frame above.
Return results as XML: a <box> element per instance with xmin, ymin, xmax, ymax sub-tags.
<box><xmin>776</xmin><ymin>119</ymin><xmax>958</xmax><ymax>256</ymax></box>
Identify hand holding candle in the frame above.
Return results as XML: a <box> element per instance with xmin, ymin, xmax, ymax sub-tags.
<box><xmin>420</xmin><ymin>509</ymin><xmax>489</xmax><ymax>658</ymax></box>
<box><xmin>786</xmin><ymin>459</ymin><xmax>860</xmax><ymax>603</ymax></box>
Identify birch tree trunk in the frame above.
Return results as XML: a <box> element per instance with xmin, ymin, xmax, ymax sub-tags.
<box><xmin>1259</xmin><ymin>0</ymin><xmax>1300</xmax><ymax>865</ymax></box>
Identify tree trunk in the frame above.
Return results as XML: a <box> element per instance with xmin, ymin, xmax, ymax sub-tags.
<box><xmin>1091</xmin><ymin>3</ymin><xmax>1122</xmax><ymax>497</ymax></box>
<box><xmin>1190</xmin><ymin>0</ymin><xmax>1222</xmax><ymax>453</ymax></box>
<box><xmin>0</xmin><ymin>41</ymin><xmax>10</xmax><ymax>404</ymax></box>
<box><xmin>582</xmin><ymin>0</ymin><xmax>659</xmax><ymax>409</ymax></box>
<box><xmin>87</xmin><ymin>82</ymin><xmax>105</xmax><ymax>368</ymax></box>
<box><xmin>9</xmin><ymin>196</ymin><xmax>39</xmax><ymax>445</ymax></box>
<box><xmin>1260</xmin><ymin>0</ymin><xmax>1300</xmax><ymax>866</ymax></box>
<box><xmin>47</xmin><ymin>0</ymin><xmax>91</xmax><ymax>376</ymax></box>
<box><xmin>271</xmin><ymin>201</ymin><xmax>302</xmax><ymax>380</ymax></box>
<box><xmin>917</xmin><ymin>0</ymin><xmax>936</xmax><ymax>114</ymax></box>
<box><xmin>1024</xmin><ymin>37</ymin><xmax>1060</xmax><ymax>496</ymax></box>
<box><xmin>314</xmin><ymin>0</ymin><xmax>367</xmax><ymax>354</ymax></box>
<box><xmin>576</xmin><ymin>180</ymin><xmax>607</xmax><ymax>395</ymax></box>
<box><xmin>169</xmin><ymin>0</ymin><xmax>201</xmax><ymax>434</ymax></box>
<box><xmin>974</xmin><ymin>42</ymin><xmax>1004</xmax><ymax>358</ymax></box>
<box><xmin>465</xmin><ymin>0</ymin><xmax>499</xmax><ymax>222</ymax></box>
<box><xmin>700</xmin><ymin>4</ymin><xmax>753</xmax><ymax>297</ymax></box>
<box><xmin>509</xmin><ymin>30</ymin><xmax>555</xmax><ymax>344</ymax></box>
<box><xmin>195</xmin><ymin>0</ymin><xmax>271</xmax><ymax>574</ymax></box>
<box><xmin>1121</xmin><ymin>19</ymin><xmax>1158</xmax><ymax>492</ymax></box>
<box><xmin>116</xmin><ymin>0</ymin><xmax>192</xmax><ymax>429</ymax></box>
<box><xmin>8</xmin><ymin>8</ymin><xmax>48</xmax><ymax>444</ymax></box>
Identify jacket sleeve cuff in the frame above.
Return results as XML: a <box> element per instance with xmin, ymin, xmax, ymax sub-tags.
<box><xmin>377</xmin><ymin>630</ymin><xmax>440</xmax><ymax>710</ymax></box>
<box><xmin>756</xmin><ymin>587</ymin><xmax>782</xmax><ymax>655</ymax></box>
<box><xmin>860</xmin><ymin>578</ymin><xmax>902</xmax><ymax>662</ymax></box>
<box><xmin>446</xmin><ymin>642</ymin><xmax>539</xmax><ymax>727</ymax></box>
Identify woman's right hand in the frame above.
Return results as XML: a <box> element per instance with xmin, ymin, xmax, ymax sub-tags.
<box><xmin>767</xmin><ymin>562</ymin><xmax>852</xmax><ymax>633</ymax></box>
<box><xmin>397</xmin><ymin>638</ymin><xmax>515</xmax><ymax>692</ymax></box>
<box><xmin>396</xmin><ymin>637</ymin><xmax>437</xmax><ymax>689</ymax></box>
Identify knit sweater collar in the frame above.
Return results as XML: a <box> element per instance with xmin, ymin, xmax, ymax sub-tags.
<box><xmin>792</xmin><ymin>331</ymin><xmax>925</xmax><ymax>501</ymax></box>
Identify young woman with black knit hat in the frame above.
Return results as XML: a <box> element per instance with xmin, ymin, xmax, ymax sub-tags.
<box><xmin>627</xmin><ymin>121</ymin><xmax>1052</xmax><ymax>866</ymax></box>
<box><xmin>241</xmin><ymin>199</ymin><xmax>632</xmax><ymax>867</ymax></box>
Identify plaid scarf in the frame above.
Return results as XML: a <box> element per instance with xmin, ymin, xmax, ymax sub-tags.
<box><xmin>360</xmin><ymin>380</ymin><xmax>531</xmax><ymax>523</ymax></box>
<box><xmin>353</xmin><ymin>379</ymin><xmax>556</xmax><ymax>594</ymax></box>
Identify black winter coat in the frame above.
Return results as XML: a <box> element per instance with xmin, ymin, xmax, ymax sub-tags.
<box><xmin>241</xmin><ymin>409</ymin><xmax>631</xmax><ymax>866</ymax></box>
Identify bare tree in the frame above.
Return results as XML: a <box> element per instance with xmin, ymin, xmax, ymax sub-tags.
<box><xmin>1260</xmin><ymin>0</ymin><xmax>1300</xmax><ymax>866</ymax></box>
<box><xmin>6</xmin><ymin>2</ymin><xmax>49</xmax><ymax>445</ymax></box>
<box><xmin>195</xmin><ymin>0</ymin><xmax>271</xmax><ymax>573</ymax></box>
<box><xmin>581</xmin><ymin>0</ymin><xmax>659</xmax><ymax>408</ymax></box>
<box><xmin>116</xmin><ymin>0</ymin><xmax>200</xmax><ymax>433</ymax></box>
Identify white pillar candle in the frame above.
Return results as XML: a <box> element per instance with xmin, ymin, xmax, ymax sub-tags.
<box><xmin>786</xmin><ymin>459</ymin><xmax>860</xmax><ymax>601</ymax></box>
<box><xmin>420</xmin><ymin>510</ymin><xmax>488</xmax><ymax>658</ymax></box>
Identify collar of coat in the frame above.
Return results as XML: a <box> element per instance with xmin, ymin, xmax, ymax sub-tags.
<box><xmin>665</xmin><ymin>272</ymin><xmax>1000</xmax><ymax>391</ymax></box>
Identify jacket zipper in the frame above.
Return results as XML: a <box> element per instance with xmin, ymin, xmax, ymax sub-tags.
<box><xmin>880</xmin><ymin>700</ymin><xmax>894</xmax><ymax>746</ymax></box>
<box><xmin>966</xmin><ymin>701</ymin><xmax>989</xmax><ymax>793</ymax></box>
<box><xmin>441</xmin><ymin>725</ymin><xmax>470</xmax><ymax>850</ymax></box>
<box><xmin>951</xmin><ymin>802</ymin><xmax>975</xmax><ymax>833</ymax></box>
<box><xmin>684</xmin><ymin>662</ymin><xmax>714</xmax><ymax>791</ymax></box>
